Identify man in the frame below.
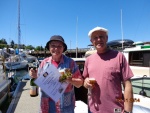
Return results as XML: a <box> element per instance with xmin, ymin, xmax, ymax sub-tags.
<box><xmin>83</xmin><ymin>26</ymin><xmax>133</xmax><ymax>113</ymax></box>
<box><xmin>29</xmin><ymin>35</ymin><xmax>83</xmax><ymax>113</ymax></box>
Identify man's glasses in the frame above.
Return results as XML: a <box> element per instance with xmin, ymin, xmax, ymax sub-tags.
<box><xmin>50</xmin><ymin>45</ymin><xmax>63</xmax><ymax>49</ymax></box>
<box><xmin>93</xmin><ymin>36</ymin><xmax>105</xmax><ymax>40</ymax></box>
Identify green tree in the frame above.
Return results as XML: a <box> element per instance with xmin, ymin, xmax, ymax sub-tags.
<box><xmin>10</xmin><ymin>40</ymin><xmax>15</xmax><ymax>48</ymax></box>
<box><xmin>22</xmin><ymin>44</ymin><xmax>26</xmax><ymax>49</ymax></box>
<box><xmin>0</xmin><ymin>38</ymin><xmax>8</xmax><ymax>49</ymax></box>
<box><xmin>0</xmin><ymin>44</ymin><xmax>7</xmax><ymax>48</ymax></box>
<box><xmin>0</xmin><ymin>38</ymin><xmax>7</xmax><ymax>44</ymax></box>
<box><xmin>35</xmin><ymin>46</ymin><xmax>44</xmax><ymax>51</ymax></box>
<box><xmin>26</xmin><ymin>45</ymin><xmax>35</xmax><ymax>50</ymax></box>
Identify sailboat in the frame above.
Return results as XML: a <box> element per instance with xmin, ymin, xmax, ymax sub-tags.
<box><xmin>4</xmin><ymin>55</ymin><xmax>28</xmax><ymax>70</ymax></box>
<box><xmin>4</xmin><ymin>0</ymin><xmax>28</xmax><ymax>70</ymax></box>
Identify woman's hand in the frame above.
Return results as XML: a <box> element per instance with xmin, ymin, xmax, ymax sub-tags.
<box><xmin>29</xmin><ymin>68</ymin><xmax>38</xmax><ymax>78</ymax></box>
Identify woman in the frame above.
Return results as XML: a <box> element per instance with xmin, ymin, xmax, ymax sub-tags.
<box><xmin>29</xmin><ymin>35</ymin><xmax>83</xmax><ymax>113</ymax></box>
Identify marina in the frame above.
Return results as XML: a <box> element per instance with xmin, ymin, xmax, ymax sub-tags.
<box><xmin>0</xmin><ymin>0</ymin><xmax>150</xmax><ymax>112</ymax></box>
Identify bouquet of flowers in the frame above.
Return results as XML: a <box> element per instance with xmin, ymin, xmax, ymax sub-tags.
<box><xmin>59</xmin><ymin>68</ymin><xmax>72</xmax><ymax>82</ymax></box>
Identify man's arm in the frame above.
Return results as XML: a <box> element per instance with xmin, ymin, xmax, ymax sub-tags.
<box><xmin>123</xmin><ymin>79</ymin><xmax>133</xmax><ymax>112</ymax></box>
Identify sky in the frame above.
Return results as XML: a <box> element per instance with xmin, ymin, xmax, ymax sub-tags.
<box><xmin>0</xmin><ymin>0</ymin><xmax>150</xmax><ymax>49</ymax></box>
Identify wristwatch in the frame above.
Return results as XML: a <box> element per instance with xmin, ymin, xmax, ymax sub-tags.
<box><xmin>124</xmin><ymin>110</ymin><xmax>132</xmax><ymax>113</ymax></box>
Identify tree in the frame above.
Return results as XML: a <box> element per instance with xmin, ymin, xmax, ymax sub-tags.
<box><xmin>10</xmin><ymin>40</ymin><xmax>15</xmax><ymax>48</ymax></box>
<box><xmin>35</xmin><ymin>46</ymin><xmax>44</xmax><ymax>51</ymax></box>
<box><xmin>0</xmin><ymin>38</ymin><xmax>8</xmax><ymax>49</ymax></box>
<box><xmin>22</xmin><ymin>44</ymin><xmax>26</xmax><ymax>49</ymax></box>
<box><xmin>26</xmin><ymin>45</ymin><xmax>35</xmax><ymax>50</ymax></box>
<box><xmin>0</xmin><ymin>38</ymin><xmax>7</xmax><ymax>44</ymax></box>
<box><xmin>0</xmin><ymin>44</ymin><xmax>7</xmax><ymax>48</ymax></box>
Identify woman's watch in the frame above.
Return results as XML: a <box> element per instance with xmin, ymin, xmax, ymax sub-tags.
<box><xmin>124</xmin><ymin>110</ymin><xmax>132</xmax><ymax>113</ymax></box>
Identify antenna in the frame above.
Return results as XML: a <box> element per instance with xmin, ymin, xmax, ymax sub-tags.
<box><xmin>121</xmin><ymin>9</ymin><xmax>124</xmax><ymax>49</ymax></box>
<box><xmin>76</xmin><ymin>16</ymin><xmax>78</xmax><ymax>58</ymax></box>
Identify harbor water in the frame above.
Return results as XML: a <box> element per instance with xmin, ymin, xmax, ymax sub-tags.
<box><xmin>6</xmin><ymin>69</ymin><xmax>30</xmax><ymax>83</ymax></box>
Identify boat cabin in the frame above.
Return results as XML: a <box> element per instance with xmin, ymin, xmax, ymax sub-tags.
<box><xmin>72</xmin><ymin>58</ymin><xmax>88</xmax><ymax>104</ymax></box>
<box><xmin>123</xmin><ymin>42</ymin><xmax>150</xmax><ymax>77</ymax></box>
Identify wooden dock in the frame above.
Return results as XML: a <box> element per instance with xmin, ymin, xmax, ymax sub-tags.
<box><xmin>6</xmin><ymin>80</ymin><xmax>88</xmax><ymax>113</ymax></box>
<box><xmin>6</xmin><ymin>80</ymin><xmax>40</xmax><ymax>113</ymax></box>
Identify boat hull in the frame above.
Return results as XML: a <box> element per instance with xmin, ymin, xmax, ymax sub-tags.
<box><xmin>0</xmin><ymin>79</ymin><xmax>11</xmax><ymax>106</ymax></box>
<box><xmin>5</xmin><ymin>61</ymin><xmax>28</xmax><ymax>70</ymax></box>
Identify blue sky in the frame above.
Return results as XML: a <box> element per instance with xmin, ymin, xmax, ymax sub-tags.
<box><xmin>0</xmin><ymin>0</ymin><xmax>150</xmax><ymax>49</ymax></box>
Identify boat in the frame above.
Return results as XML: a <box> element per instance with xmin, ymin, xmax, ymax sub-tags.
<box><xmin>84</xmin><ymin>44</ymin><xmax>97</xmax><ymax>58</ymax></box>
<box><xmin>107</xmin><ymin>39</ymin><xmax>134</xmax><ymax>50</ymax></box>
<box><xmin>72</xmin><ymin>58</ymin><xmax>87</xmax><ymax>105</ymax></box>
<box><xmin>0</xmin><ymin>57</ymin><xmax>11</xmax><ymax>107</ymax></box>
<box><xmin>19</xmin><ymin>52</ymin><xmax>38</xmax><ymax>63</ymax></box>
<box><xmin>123</xmin><ymin>41</ymin><xmax>150</xmax><ymax>77</ymax></box>
<box><xmin>123</xmin><ymin>41</ymin><xmax>150</xmax><ymax>98</ymax></box>
<box><xmin>4</xmin><ymin>54</ymin><xmax>28</xmax><ymax>70</ymax></box>
<box><xmin>3</xmin><ymin>0</ymin><xmax>29</xmax><ymax>71</ymax></box>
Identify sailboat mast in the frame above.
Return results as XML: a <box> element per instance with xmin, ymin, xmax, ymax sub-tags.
<box><xmin>18</xmin><ymin>0</ymin><xmax>21</xmax><ymax>49</ymax></box>
<box><xmin>121</xmin><ymin>9</ymin><xmax>124</xmax><ymax>49</ymax></box>
<box><xmin>75</xmin><ymin>16</ymin><xmax>78</xmax><ymax>58</ymax></box>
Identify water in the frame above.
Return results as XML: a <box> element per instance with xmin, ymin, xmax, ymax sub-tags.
<box><xmin>6</xmin><ymin>69</ymin><xmax>30</xmax><ymax>83</ymax></box>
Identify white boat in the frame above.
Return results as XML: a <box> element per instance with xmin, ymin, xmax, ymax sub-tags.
<box><xmin>84</xmin><ymin>45</ymin><xmax>97</xmax><ymax>58</ymax></box>
<box><xmin>0</xmin><ymin>57</ymin><xmax>11</xmax><ymax>106</ymax></box>
<box><xmin>19</xmin><ymin>52</ymin><xmax>38</xmax><ymax>63</ymax></box>
<box><xmin>4</xmin><ymin>55</ymin><xmax>28</xmax><ymax>70</ymax></box>
<box><xmin>72</xmin><ymin>58</ymin><xmax>88</xmax><ymax>113</ymax></box>
<box><xmin>3</xmin><ymin>0</ymin><xmax>30</xmax><ymax>71</ymax></box>
<box><xmin>123</xmin><ymin>42</ymin><xmax>150</xmax><ymax>77</ymax></box>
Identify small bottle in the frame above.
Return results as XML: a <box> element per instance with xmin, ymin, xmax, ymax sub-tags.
<box><xmin>30</xmin><ymin>78</ymin><xmax>38</xmax><ymax>97</ymax></box>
